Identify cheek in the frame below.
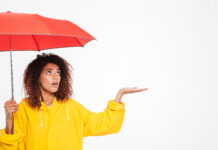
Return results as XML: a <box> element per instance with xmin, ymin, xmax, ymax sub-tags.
<box><xmin>39</xmin><ymin>75</ymin><xmax>51</xmax><ymax>86</ymax></box>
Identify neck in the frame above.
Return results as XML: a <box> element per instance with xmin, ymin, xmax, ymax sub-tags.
<box><xmin>40</xmin><ymin>89</ymin><xmax>55</xmax><ymax>106</ymax></box>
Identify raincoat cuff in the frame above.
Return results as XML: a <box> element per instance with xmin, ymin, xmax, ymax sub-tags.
<box><xmin>0</xmin><ymin>128</ymin><xmax>9</xmax><ymax>136</ymax></box>
<box><xmin>107</xmin><ymin>100</ymin><xmax>125</xmax><ymax>111</ymax></box>
<box><xmin>0</xmin><ymin>128</ymin><xmax>23</xmax><ymax>145</ymax></box>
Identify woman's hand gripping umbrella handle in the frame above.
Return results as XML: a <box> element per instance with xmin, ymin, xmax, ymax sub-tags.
<box><xmin>4</xmin><ymin>99</ymin><xmax>18</xmax><ymax>134</ymax></box>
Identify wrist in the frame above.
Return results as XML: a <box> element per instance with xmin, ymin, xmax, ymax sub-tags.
<box><xmin>118</xmin><ymin>89</ymin><xmax>124</xmax><ymax>94</ymax></box>
<box><xmin>115</xmin><ymin>91</ymin><xmax>123</xmax><ymax>103</ymax></box>
<box><xmin>6</xmin><ymin>114</ymin><xmax>13</xmax><ymax>121</ymax></box>
<box><xmin>6</xmin><ymin>118</ymin><xmax>13</xmax><ymax>123</ymax></box>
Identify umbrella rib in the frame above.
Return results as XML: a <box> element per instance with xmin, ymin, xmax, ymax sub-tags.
<box><xmin>35</xmin><ymin>14</ymin><xmax>54</xmax><ymax>36</ymax></box>
<box><xmin>75</xmin><ymin>38</ymin><xmax>84</xmax><ymax>47</ymax></box>
<box><xmin>0</xmin><ymin>33</ymin><xmax>95</xmax><ymax>39</ymax></box>
<box><xmin>32</xmin><ymin>35</ymin><xmax>40</xmax><ymax>51</ymax></box>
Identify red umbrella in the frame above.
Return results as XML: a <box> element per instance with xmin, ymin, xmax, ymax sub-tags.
<box><xmin>0</xmin><ymin>11</ymin><xmax>95</xmax><ymax>134</ymax></box>
<box><xmin>0</xmin><ymin>11</ymin><xmax>95</xmax><ymax>99</ymax></box>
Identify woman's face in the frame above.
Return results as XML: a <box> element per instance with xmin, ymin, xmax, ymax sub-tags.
<box><xmin>38</xmin><ymin>63</ymin><xmax>61</xmax><ymax>94</ymax></box>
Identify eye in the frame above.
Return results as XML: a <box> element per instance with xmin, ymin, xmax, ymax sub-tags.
<box><xmin>46</xmin><ymin>70</ymin><xmax>52</xmax><ymax>74</ymax></box>
<box><xmin>56</xmin><ymin>71</ymin><xmax>61</xmax><ymax>75</ymax></box>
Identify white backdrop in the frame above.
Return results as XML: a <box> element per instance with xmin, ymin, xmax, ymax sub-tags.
<box><xmin>0</xmin><ymin>0</ymin><xmax>218</xmax><ymax>150</ymax></box>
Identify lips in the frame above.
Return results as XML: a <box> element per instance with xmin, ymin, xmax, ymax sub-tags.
<box><xmin>51</xmin><ymin>82</ymin><xmax>59</xmax><ymax>86</ymax></box>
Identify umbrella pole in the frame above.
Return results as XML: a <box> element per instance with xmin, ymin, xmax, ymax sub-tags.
<box><xmin>9</xmin><ymin>35</ymin><xmax>14</xmax><ymax>134</ymax></box>
<box><xmin>10</xmin><ymin>48</ymin><xmax>14</xmax><ymax>99</ymax></box>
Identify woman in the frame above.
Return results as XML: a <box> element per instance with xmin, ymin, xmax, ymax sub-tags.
<box><xmin>0</xmin><ymin>53</ymin><xmax>148</xmax><ymax>150</ymax></box>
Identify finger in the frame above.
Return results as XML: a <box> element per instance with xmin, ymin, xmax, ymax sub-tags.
<box><xmin>10</xmin><ymin>100</ymin><xmax>18</xmax><ymax>105</ymax></box>
<box><xmin>6</xmin><ymin>102</ymin><xmax>18</xmax><ymax>106</ymax></box>
<box><xmin>6</xmin><ymin>109</ymin><xmax>16</xmax><ymax>113</ymax></box>
<box><xmin>8</xmin><ymin>105</ymin><xmax>18</xmax><ymax>109</ymax></box>
<box><xmin>10</xmin><ymin>106</ymin><xmax>18</xmax><ymax>110</ymax></box>
<box><xmin>135</xmin><ymin>88</ymin><xmax>148</xmax><ymax>92</ymax></box>
<box><xmin>5</xmin><ymin>100</ymin><xmax>16</xmax><ymax>106</ymax></box>
<box><xmin>8</xmin><ymin>107</ymin><xmax>18</xmax><ymax>112</ymax></box>
<box><xmin>7</xmin><ymin>103</ymin><xmax>18</xmax><ymax>106</ymax></box>
<box><xmin>5</xmin><ymin>106</ymin><xmax>18</xmax><ymax>111</ymax></box>
<box><xmin>7</xmin><ymin>108</ymin><xmax>17</xmax><ymax>112</ymax></box>
<box><xmin>134</xmin><ymin>87</ymin><xmax>148</xmax><ymax>90</ymax></box>
<box><xmin>8</xmin><ymin>104</ymin><xmax>18</xmax><ymax>107</ymax></box>
<box><xmin>128</xmin><ymin>88</ymin><xmax>148</xmax><ymax>93</ymax></box>
<box><xmin>10</xmin><ymin>110</ymin><xmax>17</xmax><ymax>113</ymax></box>
<box><xmin>5</xmin><ymin>105</ymin><xmax>18</xmax><ymax>109</ymax></box>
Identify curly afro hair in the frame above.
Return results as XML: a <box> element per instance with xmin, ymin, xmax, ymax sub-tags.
<box><xmin>23</xmin><ymin>53</ymin><xmax>73</xmax><ymax>109</ymax></box>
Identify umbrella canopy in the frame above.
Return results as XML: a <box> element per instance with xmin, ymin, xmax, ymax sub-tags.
<box><xmin>0</xmin><ymin>11</ymin><xmax>95</xmax><ymax>51</ymax></box>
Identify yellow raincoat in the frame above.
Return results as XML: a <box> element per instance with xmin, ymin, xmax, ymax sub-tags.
<box><xmin>0</xmin><ymin>98</ymin><xmax>125</xmax><ymax>150</ymax></box>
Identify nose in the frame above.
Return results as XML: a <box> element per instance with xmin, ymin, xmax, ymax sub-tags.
<box><xmin>52</xmin><ymin>73</ymin><xmax>58</xmax><ymax>80</ymax></box>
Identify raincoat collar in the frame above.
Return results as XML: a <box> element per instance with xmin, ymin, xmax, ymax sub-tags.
<box><xmin>38</xmin><ymin>97</ymin><xmax>70</xmax><ymax>127</ymax></box>
<box><xmin>39</xmin><ymin>96</ymin><xmax>59</xmax><ymax>110</ymax></box>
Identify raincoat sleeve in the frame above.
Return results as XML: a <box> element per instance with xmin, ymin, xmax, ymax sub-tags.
<box><xmin>0</xmin><ymin>103</ymin><xmax>25</xmax><ymax>150</ymax></box>
<box><xmin>82</xmin><ymin>100</ymin><xmax>125</xmax><ymax>137</ymax></box>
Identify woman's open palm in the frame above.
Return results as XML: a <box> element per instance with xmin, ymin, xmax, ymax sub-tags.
<box><xmin>120</xmin><ymin>87</ymin><xmax>148</xmax><ymax>95</ymax></box>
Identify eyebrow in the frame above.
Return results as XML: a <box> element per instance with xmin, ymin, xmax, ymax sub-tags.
<box><xmin>45</xmin><ymin>68</ymin><xmax>60</xmax><ymax>70</ymax></box>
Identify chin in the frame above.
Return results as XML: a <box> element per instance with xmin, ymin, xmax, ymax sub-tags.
<box><xmin>48</xmin><ymin>88</ymin><xmax>59</xmax><ymax>94</ymax></box>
